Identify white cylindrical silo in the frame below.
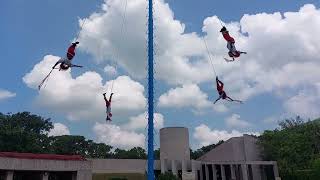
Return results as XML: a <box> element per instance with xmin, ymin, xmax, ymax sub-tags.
<box><xmin>160</xmin><ymin>127</ymin><xmax>190</xmax><ymax>161</ymax></box>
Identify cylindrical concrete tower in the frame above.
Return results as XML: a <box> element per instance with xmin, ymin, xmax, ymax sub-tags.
<box><xmin>160</xmin><ymin>127</ymin><xmax>190</xmax><ymax>161</ymax></box>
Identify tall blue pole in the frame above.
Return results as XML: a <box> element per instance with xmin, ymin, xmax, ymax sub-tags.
<box><xmin>147</xmin><ymin>0</ymin><xmax>154</xmax><ymax>179</ymax></box>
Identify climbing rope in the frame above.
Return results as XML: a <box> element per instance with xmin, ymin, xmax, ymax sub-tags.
<box><xmin>75</xmin><ymin>18</ymin><xmax>87</xmax><ymax>42</ymax></box>
<box><xmin>202</xmin><ymin>37</ymin><xmax>217</xmax><ymax>77</ymax></box>
<box><xmin>38</xmin><ymin>69</ymin><xmax>54</xmax><ymax>90</ymax></box>
<box><xmin>109</xmin><ymin>0</ymin><xmax>128</xmax><ymax>93</ymax></box>
<box><xmin>39</xmin><ymin>18</ymin><xmax>88</xmax><ymax>91</ymax></box>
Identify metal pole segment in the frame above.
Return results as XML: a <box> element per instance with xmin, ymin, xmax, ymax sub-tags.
<box><xmin>147</xmin><ymin>0</ymin><xmax>154</xmax><ymax>179</ymax></box>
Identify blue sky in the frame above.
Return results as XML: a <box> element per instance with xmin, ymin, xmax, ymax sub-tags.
<box><xmin>1</xmin><ymin>0</ymin><xmax>320</xmax><ymax>149</ymax></box>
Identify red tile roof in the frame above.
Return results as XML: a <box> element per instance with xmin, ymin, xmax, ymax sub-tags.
<box><xmin>0</xmin><ymin>152</ymin><xmax>86</xmax><ymax>161</ymax></box>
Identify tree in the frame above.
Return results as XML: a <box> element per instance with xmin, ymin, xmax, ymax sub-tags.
<box><xmin>258</xmin><ymin>116</ymin><xmax>320</xmax><ymax>174</ymax></box>
<box><xmin>278</xmin><ymin>116</ymin><xmax>304</xmax><ymax>129</ymax></box>
<box><xmin>113</xmin><ymin>147</ymin><xmax>147</xmax><ymax>159</ymax></box>
<box><xmin>158</xmin><ymin>172</ymin><xmax>179</xmax><ymax>180</ymax></box>
<box><xmin>312</xmin><ymin>158</ymin><xmax>320</xmax><ymax>178</ymax></box>
<box><xmin>0</xmin><ymin>111</ymin><xmax>155</xmax><ymax>160</ymax></box>
<box><xmin>50</xmin><ymin>135</ymin><xmax>90</xmax><ymax>156</ymax></box>
<box><xmin>87</xmin><ymin>140</ymin><xmax>113</xmax><ymax>158</ymax></box>
<box><xmin>0</xmin><ymin>112</ymin><xmax>53</xmax><ymax>153</ymax></box>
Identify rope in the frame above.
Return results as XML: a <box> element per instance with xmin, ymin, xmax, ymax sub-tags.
<box><xmin>109</xmin><ymin>0</ymin><xmax>128</xmax><ymax>93</ymax></box>
<box><xmin>202</xmin><ymin>37</ymin><xmax>217</xmax><ymax>77</ymax></box>
<box><xmin>75</xmin><ymin>18</ymin><xmax>87</xmax><ymax>42</ymax></box>
<box><xmin>38</xmin><ymin>69</ymin><xmax>54</xmax><ymax>90</ymax></box>
<box><xmin>39</xmin><ymin>18</ymin><xmax>87</xmax><ymax>91</ymax></box>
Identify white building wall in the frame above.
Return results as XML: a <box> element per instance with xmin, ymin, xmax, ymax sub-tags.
<box><xmin>160</xmin><ymin>127</ymin><xmax>190</xmax><ymax>161</ymax></box>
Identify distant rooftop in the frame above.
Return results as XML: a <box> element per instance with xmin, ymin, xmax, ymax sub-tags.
<box><xmin>0</xmin><ymin>152</ymin><xmax>86</xmax><ymax>161</ymax></box>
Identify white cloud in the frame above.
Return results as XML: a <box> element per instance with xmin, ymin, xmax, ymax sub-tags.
<box><xmin>48</xmin><ymin>123</ymin><xmax>71</xmax><ymax>136</ymax></box>
<box><xmin>225</xmin><ymin>114</ymin><xmax>251</xmax><ymax>129</ymax></box>
<box><xmin>284</xmin><ymin>89</ymin><xmax>320</xmax><ymax>119</ymax></box>
<box><xmin>22</xmin><ymin>1</ymin><xmax>320</xmax><ymax>148</ymax></box>
<box><xmin>193</xmin><ymin>124</ymin><xmax>259</xmax><ymax>147</ymax></box>
<box><xmin>105</xmin><ymin>76</ymin><xmax>146</xmax><ymax>113</ymax></box>
<box><xmin>0</xmin><ymin>89</ymin><xmax>16</xmax><ymax>101</ymax></box>
<box><xmin>79</xmin><ymin>0</ymin><xmax>212</xmax><ymax>84</ymax></box>
<box><xmin>158</xmin><ymin>84</ymin><xmax>211</xmax><ymax>110</ymax></box>
<box><xmin>23</xmin><ymin>55</ymin><xmax>146</xmax><ymax>122</ymax></box>
<box><xmin>213</xmin><ymin>104</ymin><xmax>228</xmax><ymax>113</ymax></box>
<box><xmin>79</xmin><ymin>1</ymin><xmax>320</xmax><ymax>110</ymax></box>
<box><xmin>104</xmin><ymin>65</ymin><xmax>117</xmax><ymax>76</ymax></box>
<box><xmin>124</xmin><ymin>112</ymin><xmax>164</xmax><ymax>130</ymax></box>
<box><xmin>93</xmin><ymin>122</ymin><xmax>145</xmax><ymax>150</ymax></box>
<box><xmin>263</xmin><ymin>116</ymin><xmax>278</xmax><ymax>124</ymax></box>
<box><xmin>158</xmin><ymin>83</ymin><xmax>227</xmax><ymax>113</ymax></box>
<box><xmin>196</xmin><ymin>4</ymin><xmax>320</xmax><ymax>114</ymax></box>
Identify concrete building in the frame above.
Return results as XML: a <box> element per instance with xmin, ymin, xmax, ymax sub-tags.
<box><xmin>0</xmin><ymin>153</ymin><xmax>92</xmax><ymax>180</ymax></box>
<box><xmin>0</xmin><ymin>127</ymin><xmax>280</xmax><ymax>180</ymax></box>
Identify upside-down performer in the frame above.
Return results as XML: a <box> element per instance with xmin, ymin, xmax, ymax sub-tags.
<box><xmin>52</xmin><ymin>42</ymin><xmax>83</xmax><ymax>70</ymax></box>
<box><xmin>214</xmin><ymin>76</ymin><xmax>242</xmax><ymax>104</ymax></box>
<box><xmin>220</xmin><ymin>26</ymin><xmax>247</xmax><ymax>62</ymax></box>
<box><xmin>103</xmin><ymin>93</ymin><xmax>114</xmax><ymax>122</ymax></box>
<box><xmin>38</xmin><ymin>42</ymin><xmax>82</xmax><ymax>90</ymax></box>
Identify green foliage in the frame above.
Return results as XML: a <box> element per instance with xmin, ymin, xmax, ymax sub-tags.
<box><xmin>157</xmin><ymin>172</ymin><xmax>179</xmax><ymax>180</ymax></box>
<box><xmin>0</xmin><ymin>112</ymin><xmax>53</xmax><ymax>153</ymax></box>
<box><xmin>312</xmin><ymin>158</ymin><xmax>320</xmax><ymax>179</ymax></box>
<box><xmin>88</xmin><ymin>141</ymin><xmax>113</xmax><ymax>158</ymax></box>
<box><xmin>51</xmin><ymin>135</ymin><xmax>88</xmax><ymax>155</ymax></box>
<box><xmin>258</xmin><ymin>116</ymin><xmax>320</xmax><ymax>176</ymax></box>
<box><xmin>0</xmin><ymin>111</ymin><xmax>147</xmax><ymax>159</ymax></box>
<box><xmin>278</xmin><ymin>116</ymin><xmax>304</xmax><ymax>129</ymax></box>
<box><xmin>113</xmin><ymin>147</ymin><xmax>147</xmax><ymax>159</ymax></box>
<box><xmin>93</xmin><ymin>173</ymin><xmax>145</xmax><ymax>180</ymax></box>
<box><xmin>281</xmin><ymin>169</ymin><xmax>320</xmax><ymax>180</ymax></box>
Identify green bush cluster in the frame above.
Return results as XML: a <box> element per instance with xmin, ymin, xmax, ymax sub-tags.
<box><xmin>157</xmin><ymin>172</ymin><xmax>179</xmax><ymax>180</ymax></box>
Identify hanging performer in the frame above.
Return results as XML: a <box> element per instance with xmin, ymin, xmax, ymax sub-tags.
<box><xmin>38</xmin><ymin>42</ymin><xmax>83</xmax><ymax>90</ymax></box>
<box><xmin>220</xmin><ymin>26</ymin><xmax>247</xmax><ymax>62</ymax></box>
<box><xmin>52</xmin><ymin>42</ymin><xmax>83</xmax><ymax>70</ymax></box>
<box><xmin>214</xmin><ymin>77</ymin><xmax>242</xmax><ymax>104</ymax></box>
<box><xmin>103</xmin><ymin>93</ymin><xmax>114</xmax><ymax>122</ymax></box>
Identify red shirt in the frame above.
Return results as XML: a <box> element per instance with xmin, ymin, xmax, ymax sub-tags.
<box><xmin>67</xmin><ymin>44</ymin><xmax>76</xmax><ymax>60</ymax></box>
<box><xmin>105</xmin><ymin>100</ymin><xmax>111</xmax><ymax>107</ymax></box>
<box><xmin>222</xmin><ymin>32</ymin><xmax>235</xmax><ymax>43</ymax></box>
<box><xmin>217</xmin><ymin>86</ymin><xmax>224</xmax><ymax>93</ymax></box>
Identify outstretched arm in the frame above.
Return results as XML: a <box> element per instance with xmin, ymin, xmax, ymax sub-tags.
<box><xmin>70</xmin><ymin>64</ymin><xmax>83</xmax><ymax>68</ymax></box>
<box><xmin>226</xmin><ymin>96</ymin><xmax>243</xmax><ymax>103</ymax></box>
<box><xmin>214</xmin><ymin>97</ymin><xmax>221</xmax><ymax>104</ymax></box>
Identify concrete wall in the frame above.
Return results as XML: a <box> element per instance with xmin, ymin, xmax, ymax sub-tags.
<box><xmin>243</xmin><ymin>135</ymin><xmax>262</xmax><ymax>161</ymax></box>
<box><xmin>197</xmin><ymin>135</ymin><xmax>262</xmax><ymax>162</ymax></box>
<box><xmin>91</xmin><ymin>159</ymin><xmax>161</xmax><ymax>174</ymax></box>
<box><xmin>0</xmin><ymin>157</ymin><xmax>91</xmax><ymax>171</ymax></box>
<box><xmin>91</xmin><ymin>159</ymin><xmax>146</xmax><ymax>174</ymax></box>
<box><xmin>0</xmin><ymin>157</ymin><xmax>92</xmax><ymax>180</ymax></box>
<box><xmin>160</xmin><ymin>127</ymin><xmax>190</xmax><ymax>161</ymax></box>
<box><xmin>197</xmin><ymin>137</ymin><xmax>242</xmax><ymax>161</ymax></box>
